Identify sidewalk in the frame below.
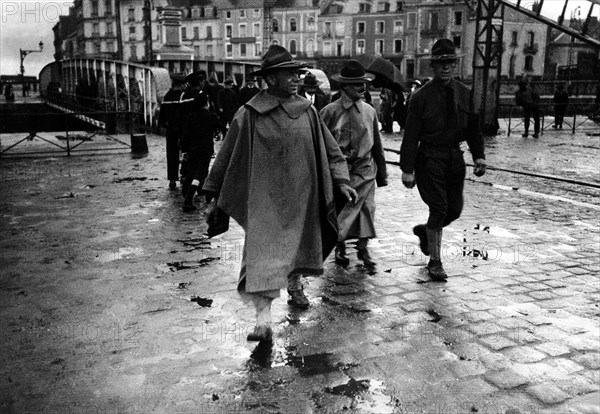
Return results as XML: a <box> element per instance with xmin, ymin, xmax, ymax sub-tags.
<box><xmin>0</xmin><ymin>126</ymin><xmax>599</xmax><ymax>413</ymax></box>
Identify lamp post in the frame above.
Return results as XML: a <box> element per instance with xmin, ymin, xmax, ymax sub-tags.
<box><xmin>19</xmin><ymin>40</ymin><xmax>43</xmax><ymax>97</ymax></box>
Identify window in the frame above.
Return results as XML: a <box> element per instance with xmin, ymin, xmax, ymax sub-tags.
<box><xmin>511</xmin><ymin>31</ymin><xmax>518</xmax><ymax>46</ymax></box>
<box><xmin>336</xmin><ymin>42</ymin><xmax>343</xmax><ymax>56</ymax></box>
<box><xmin>307</xmin><ymin>39</ymin><xmax>315</xmax><ymax>56</ymax></box>
<box><xmin>430</xmin><ymin>11</ymin><xmax>439</xmax><ymax>30</ymax></box>
<box><xmin>290</xmin><ymin>18</ymin><xmax>297</xmax><ymax>32</ymax></box>
<box><xmin>324</xmin><ymin>21</ymin><xmax>331</xmax><ymax>36</ymax></box>
<box><xmin>206</xmin><ymin>44</ymin><xmax>213</xmax><ymax>57</ymax></box>
<box><xmin>376</xmin><ymin>21</ymin><xmax>385</xmax><ymax>34</ymax></box>
<box><xmin>335</xmin><ymin>21</ymin><xmax>344</xmax><ymax>36</ymax></box>
<box><xmin>239</xmin><ymin>23</ymin><xmax>247</xmax><ymax>37</ymax></box>
<box><xmin>107</xmin><ymin>42</ymin><xmax>114</xmax><ymax>52</ymax></box>
<box><xmin>207</xmin><ymin>26</ymin><xmax>212</xmax><ymax>39</ymax></box>
<box><xmin>225</xmin><ymin>24</ymin><xmax>232</xmax><ymax>38</ymax></box>
<box><xmin>240</xmin><ymin>43</ymin><xmax>247</xmax><ymax>56</ymax></box>
<box><xmin>272</xmin><ymin>19</ymin><xmax>279</xmax><ymax>32</ymax></box>
<box><xmin>359</xmin><ymin>3</ymin><xmax>371</xmax><ymax>12</ymax></box>
<box><xmin>377</xmin><ymin>2</ymin><xmax>390</xmax><ymax>12</ymax></box>
<box><xmin>226</xmin><ymin>44</ymin><xmax>233</xmax><ymax>57</ymax></box>
<box><xmin>91</xmin><ymin>1</ymin><xmax>98</xmax><ymax>16</ymax></box>
<box><xmin>394</xmin><ymin>20</ymin><xmax>403</xmax><ymax>34</ymax></box>
<box><xmin>396</xmin><ymin>1</ymin><xmax>403</xmax><ymax>11</ymax></box>
<box><xmin>226</xmin><ymin>11</ymin><xmax>232</xmax><ymax>19</ymax></box>
<box><xmin>357</xmin><ymin>39</ymin><xmax>365</xmax><ymax>54</ymax></box>
<box><xmin>129</xmin><ymin>45</ymin><xmax>136</xmax><ymax>59</ymax></box>
<box><xmin>92</xmin><ymin>23</ymin><xmax>99</xmax><ymax>35</ymax></box>
<box><xmin>200</xmin><ymin>7</ymin><xmax>205</xmax><ymax>18</ymax></box>
<box><xmin>376</xmin><ymin>40</ymin><xmax>384</xmax><ymax>54</ymax></box>
<box><xmin>106</xmin><ymin>22</ymin><xmax>113</xmax><ymax>34</ymax></box>
<box><xmin>182</xmin><ymin>27</ymin><xmax>187</xmax><ymax>39</ymax></box>
<box><xmin>95</xmin><ymin>42</ymin><xmax>101</xmax><ymax>54</ymax></box>
<box><xmin>254</xmin><ymin>9</ymin><xmax>261</xmax><ymax>18</ymax></box>
<box><xmin>194</xmin><ymin>45</ymin><xmax>200</xmax><ymax>56</ymax></box>
<box><xmin>357</xmin><ymin>21</ymin><xmax>366</xmax><ymax>34</ymax></box>
<box><xmin>128</xmin><ymin>8</ymin><xmax>135</xmax><ymax>22</ymax></box>
<box><xmin>193</xmin><ymin>27</ymin><xmax>199</xmax><ymax>39</ymax></box>
<box><xmin>254</xmin><ymin>22</ymin><xmax>261</xmax><ymax>37</ymax></box>
<box><xmin>453</xmin><ymin>36</ymin><xmax>461</xmax><ymax>49</ymax></box>
<box><xmin>454</xmin><ymin>11</ymin><xmax>463</xmax><ymax>26</ymax></box>
<box><xmin>524</xmin><ymin>55</ymin><xmax>534</xmax><ymax>71</ymax></box>
<box><xmin>323</xmin><ymin>41</ymin><xmax>332</xmax><ymax>56</ymax></box>
<box><xmin>192</xmin><ymin>9</ymin><xmax>199</xmax><ymax>19</ymax></box>
<box><xmin>307</xmin><ymin>17</ymin><xmax>316</xmax><ymax>31</ymax></box>
<box><xmin>255</xmin><ymin>43</ymin><xmax>262</xmax><ymax>56</ymax></box>
<box><xmin>394</xmin><ymin>39</ymin><xmax>402</xmax><ymax>53</ymax></box>
<box><xmin>240</xmin><ymin>9</ymin><xmax>245</xmax><ymax>19</ymax></box>
<box><xmin>289</xmin><ymin>39</ymin><xmax>297</xmax><ymax>54</ymax></box>
<box><xmin>527</xmin><ymin>31</ymin><xmax>535</xmax><ymax>47</ymax></box>
<box><xmin>129</xmin><ymin>26</ymin><xmax>136</xmax><ymax>34</ymax></box>
<box><xmin>407</xmin><ymin>12</ymin><xmax>416</xmax><ymax>28</ymax></box>
<box><xmin>104</xmin><ymin>0</ymin><xmax>112</xmax><ymax>15</ymax></box>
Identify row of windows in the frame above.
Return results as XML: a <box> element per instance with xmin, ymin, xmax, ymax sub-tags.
<box><xmin>182</xmin><ymin>26</ymin><xmax>215</xmax><ymax>39</ymax></box>
<box><xmin>224</xmin><ymin>42</ymin><xmax>263</xmax><ymax>57</ymax></box>
<box><xmin>511</xmin><ymin>30</ymin><xmax>536</xmax><ymax>47</ymax></box>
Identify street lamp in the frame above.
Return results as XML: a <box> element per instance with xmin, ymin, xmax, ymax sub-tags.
<box><xmin>19</xmin><ymin>41</ymin><xmax>43</xmax><ymax>96</ymax></box>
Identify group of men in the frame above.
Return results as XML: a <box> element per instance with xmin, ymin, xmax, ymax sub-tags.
<box><xmin>162</xmin><ymin>39</ymin><xmax>487</xmax><ymax>343</ymax></box>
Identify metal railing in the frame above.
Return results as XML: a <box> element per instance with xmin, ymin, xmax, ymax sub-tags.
<box><xmin>503</xmin><ymin>102</ymin><xmax>600</xmax><ymax>136</ymax></box>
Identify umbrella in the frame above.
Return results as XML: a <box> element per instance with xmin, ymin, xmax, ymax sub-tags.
<box><xmin>356</xmin><ymin>55</ymin><xmax>406</xmax><ymax>91</ymax></box>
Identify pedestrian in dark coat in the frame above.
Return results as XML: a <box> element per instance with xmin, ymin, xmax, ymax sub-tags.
<box><xmin>238</xmin><ymin>77</ymin><xmax>260</xmax><ymax>105</ymax></box>
<box><xmin>515</xmin><ymin>79</ymin><xmax>540</xmax><ymax>138</ymax></box>
<box><xmin>216</xmin><ymin>79</ymin><xmax>240</xmax><ymax>131</ymax></box>
<box><xmin>158</xmin><ymin>74</ymin><xmax>188</xmax><ymax>190</ymax></box>
<box><xmin>298</xmin><ymin>73</ymin><xmax>330</xmax><ymax>111</ymax></box>
<box><xmin>552</xmin><ymin>83</ymin><xmax>569</xmax><ymax>129</ymax></box>
<box><xmin>400</xmin><ymin>39</ymin><xmax>486</xmax><ymax>281</ymax></box>
<box><xmin>202</xmin><ymin>45</ymin><xmax>357</xmax><ymax>342</ymax></box>
<box><xmin>180</xmin><ymin>92</ymin><xmax>224</xmax><ymax>212</ymax></box>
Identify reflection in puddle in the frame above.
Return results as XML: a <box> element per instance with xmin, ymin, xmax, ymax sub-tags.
<box><xmin>326</xmin><ymin>378</ymin><xmax>397</xmax><ymax>413</ymax></box>
<box><xmin>94</xmin><ymin>246</ymin><xmax>144</xmax><ymax>262</ymax></box>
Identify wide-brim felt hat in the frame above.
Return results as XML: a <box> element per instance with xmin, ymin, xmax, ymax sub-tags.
<box><xmin>185</xmin><ymin>71</ymin><xmax>206</xmax><ymax>85</ymax></box>
<box><xmin>298</xmin><ymin>73</ymin><xmax>322</xmax><ymax>87</ymax></box>
<box><xmin>425</xmin><ymin>39</ymin><xmax>464</xmax><ymax>61</ymax></box>
<box><xmin>170</xmin><ymin>73</ymin><xmax>187</xmax><ymax>83</ymax></box>
<box><xmin>331</xmin><ymin>60</ymin><xmax>375</xmax><ymax>83</ymax></box>
<box><xmin>249</xmin><ymin>45</ymin><xmax>309</xmax><ymax>77</ymax></box>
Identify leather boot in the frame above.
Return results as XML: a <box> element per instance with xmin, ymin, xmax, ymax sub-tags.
<box><xmin>182</xmin><ymin>185</ymin><xmax>198</xmax><ymax>212</ymax></box>
<box><xmin>335</xmin><ymin>241</ymin><xmax>350</xmax><ymax>266</ymax></box>
<box><xmin>413</xmin><ymin>224</ymin><xmax>429</xmax><ymax>256</ymax></box>
<box><xmin>426</xmin><ymin>228</ymin><xmax>447</xmax><ymax>281</ymax></box>
<box><xmin>356</xmin><ymin>238</ymin><xmax>376</xmax><ymax>267</ymax></box>
<box><xmin>287</xmin><ymin>274</ymin><xmax>309</xmax><ymax>309</ymax></box>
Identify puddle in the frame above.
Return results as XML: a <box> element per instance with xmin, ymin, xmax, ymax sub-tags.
<box><xmin>113</xmin><ymin>177</ymin><xmax>147</xmax><ymax>183</ymax></box>
<box><xmin>326</xmin><ymin>378</ymin><xmax>397</xmax><ymax>413</ymax></box>
<box><xmin>426</xmin><ymin>309</ymin><xmax>442</xmax><ymax>323</ymax></box>
<box><xmin>190</xmin><ymin>297</ymin><xmax>213</xmax><ymax>307</ymax></box>
<box><xmin>167</xmin><ymin>257</ymin><xmax>220</xmax><ymax>271</ymax></box>
<box><xmin>285</xmin><ymin>351</ymin><xmax>339</xmax><ymax>376</ymax></box>
<box><xmin>94</xmin><ymin>247</ymin><xmax>144</xmax><ymax>262</ymax></box>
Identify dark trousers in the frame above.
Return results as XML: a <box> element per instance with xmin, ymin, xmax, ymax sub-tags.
<box><xmin>523</xmin><ymin>106</ymin><xmax>540</xmax><ymax>134</ymax></box>
<box><xmin>166</xmin><ymin>136</ymin><xmax>179</xmax><ymax>181</ymax></box>
<box><xmin>415</xmin><ymin>147</ymin><xmax>466</xmax><ymax>231</ymax></box>
<box><xmin>554</xmin><ymin>105</ymin><xmax>567</xmax><ymax>127</ymax></box>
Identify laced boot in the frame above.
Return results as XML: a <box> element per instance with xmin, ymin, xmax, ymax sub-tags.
<box><xmin>287</xmin><ymin>274</ymin><xmax>309</xmax><ymax>309</ymax></box>
<box><xmin>413</xmin><ymin>224</ymin><xmax>429</xmax><ymax>256</ymax></box>
<box><xmin>334</xmin><ymin>241</ymin><xmax>350</xmax><ymax>266</ymax></box>
<box><xmin>356</xmin><ymin>238</ymin><xmax>376</xmax><ymax>268</ymax></box>
<box><xmin>426</xmin><ymin>228</ymin><xmax>447</xmax><ymax>281</ymax></box>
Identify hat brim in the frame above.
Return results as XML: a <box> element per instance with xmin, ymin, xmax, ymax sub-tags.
<box><xmin>249</xmin><ymin>61</ymin><xmax>309</xmax><ymax>77</ymax></box>
<box><xmin>331</xmin><ymin>73</ymin><xmax>376</xmax><ymax>83</ymax></box>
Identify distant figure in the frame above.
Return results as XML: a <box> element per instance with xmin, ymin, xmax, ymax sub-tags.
<box><xmin>238</xmin><ymin>77</ymin><xmax>260</xmax><ymax>105</ymax></box>
<box><xmin>4</xmin><ymin>84</ymin><xmax>15</xmax><ymax>101</ymax></box>
<box><xmin>515</xmin><ymin>80</ymin><xmax>540</xmax><ymax>138</ymax></box>
<box><xmin>298</xmin><ymin>73</ymin><xmax>330</xmax><ymax>111</ymax></box>
<box><xmin>379</xmin><ymin>88</ymin><xmax>395</xmax><ymax>133</ymax></box>
<box><xmin>216</xmin><ymin>78</ymin><xmax>239</xmax><ymax>131</ymax></box>
<box><xmin>552</xmin><ymin>83</ymin><xmax>569</xmax><ymax>129</ymax></box>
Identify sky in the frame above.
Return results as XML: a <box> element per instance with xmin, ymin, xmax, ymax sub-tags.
<box><xmin>0</xmin><ymin>0</ymin><xmax>597</xmax><ymax>77</ymax></box>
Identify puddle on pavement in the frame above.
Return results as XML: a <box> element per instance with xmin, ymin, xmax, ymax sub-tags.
<box><xmin>167</xmin><ymin>257</ymin><xmax>220</xmax><ymax>270</ymax></box>
<box><xmin>326</xmin><ymin>378</ymin><xmax>397</xmax><ymax>413</ymax></box>
<box><xmin>94</xmin><ymin>246</ymin><xmax>144</xmax><ymax>262</ymax></box>
<box><xmin>190</xmin><ymin>296</ymin><xmax>213</xmax><ymax>307</ymax></box>
<box><xmin>284</xmin><ymin>350</ymin><xmax>339</xmax><ymax>376</ymax></box>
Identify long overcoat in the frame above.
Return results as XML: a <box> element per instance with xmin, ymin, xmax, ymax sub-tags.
<box><xmin>203</xmin><ymin>91</ymin><xmax>350</xmax><ymax>293</ymax></box>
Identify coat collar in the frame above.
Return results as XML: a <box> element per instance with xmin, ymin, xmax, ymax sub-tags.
<box><xmin>340</xmin><ymin>91</ymin><xmax>362</xmax><ymax>111</ymax></box>
<box><xmin>246</xmin><ymin>90</ymin><xmax>312</xmax><ymax>119</ymax></box>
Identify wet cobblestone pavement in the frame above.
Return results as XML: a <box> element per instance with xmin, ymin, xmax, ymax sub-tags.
<box><xmin>1</xmin><ymin>118</ymin><xmax>599</xmax><ymax>413</ymax></box>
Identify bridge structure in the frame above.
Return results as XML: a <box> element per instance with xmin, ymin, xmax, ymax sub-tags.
<box><xmin>31</xmin><ymin>0</ymin><xmax>599</xmax><ymax>134</ymax></box>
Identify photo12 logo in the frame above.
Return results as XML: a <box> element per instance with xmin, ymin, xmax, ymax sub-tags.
<box><xmin>1</xmin><ymin>2</ymin><xmax>72</xmax><ymax>24</ymax></box>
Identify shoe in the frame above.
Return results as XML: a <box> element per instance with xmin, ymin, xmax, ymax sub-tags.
<box><xmin>247</xmin><ymin>325</ymin><xmax>273</xmax><ymax>342</ymax></box>
<box><xmin>552</xmin><ymin>125</ymin><xmax>557</xmax><ymax>129</ymax></box>
<box><xmin>532</xmin><ymin>133</ymin><xmax>539</xmax><ymax>138</ymax></box>
<box><xmin>334</xmin><ymin>242</ymin><xmax>349</xmax><ymax>266</ymax></box>
<box><xmin>427</xmin><ymin>259</ymin><xmax>448</xmax><ymax>281</ymax></box>
<box><xmin>521</xmin><ymin>133</ymin><xmax>528</xmax><ymax>138</ymax></box>
<box><xmin>287</xmin><ymin>289</ymin><xmax>309</xmax><ymax>309</ymax></box>
<box><xmin>356</xmin><ymin>238</ymin><xmax>376</xmax><ymax>268</ymax></box>
<box><xmin>559</xmin><ymin>125</ymin><xmax>563</xmax><ymax>129</ymax></box>
<box><xmin>182</xmin><ymin>203</ymin><xmax>197</xmax><ymax>212</ymax></box>
<box><xmin>413</xmin><ymin>224</ymin><xmax>429</xmax><ymax>256</ymax></box>
<box><xmin>169</xmin><ymin>180</ymin><xmax>177</xmax><ymax>190</ymax></box>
